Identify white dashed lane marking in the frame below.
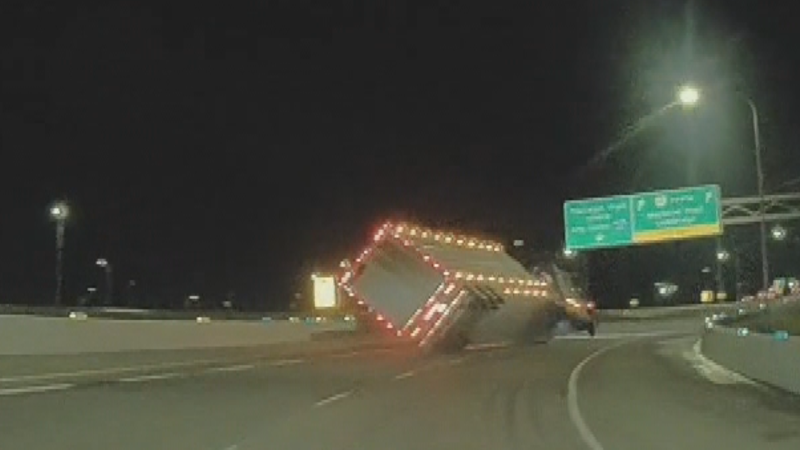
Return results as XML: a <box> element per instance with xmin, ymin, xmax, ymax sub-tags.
<box><xmin>0</xmin><ymin>383</ymin><xmax>75</xmax><ymax>396</ymax></box>
<box><xmin>314</xmin><ymin>390</ymin><xmax>353</xmax><ymax>408</ymax></box>
<box><xmin>270</xmin><ymin>358</ymin><xmax>305</xmax><ymax>367</ymax></box>
<box><xmin>119</xmin><ymin>372</ymin><xmax>181</xmax><ymax>383</ymax></box>
<box><xmin>206</xmin><ymin>364</ymin><xmax>256</xmax><ymax>374</ymax></box>
<box><xmin>394</xmin><ymin>370</ymin><xmax>416</xmax><ymax>380</ymax></box>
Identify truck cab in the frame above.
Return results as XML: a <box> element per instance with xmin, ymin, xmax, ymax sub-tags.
<box><xmin>531</xmin><ymin>262</ymin><xmax>597</xmax><ymax>336</ymax></box>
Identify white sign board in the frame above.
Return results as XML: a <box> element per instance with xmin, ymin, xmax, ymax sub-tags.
<box><xmin>313</xmin><ymin>275</ymin><xmax>338</xmax><ymax>309</ymax></box>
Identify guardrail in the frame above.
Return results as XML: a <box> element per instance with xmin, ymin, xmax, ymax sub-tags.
<box><xmin>598</xmin><ymin>303</ymin><xmax>742</xmax><ymax>321</ymax></box>
<box><xmin>700</xmin><ymin>296</ymin><xmax>800</xmax><ymax>395</ymax></box>
<box><xmin>0</xmin><ymin>304</ymin><xmax>350</xmax><ymax>322</ymax></box>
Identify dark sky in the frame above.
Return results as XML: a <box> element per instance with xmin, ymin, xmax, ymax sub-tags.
<box><xmin>2</xmin><ymin>1</ymin><xmax>799</xmax><ymax>309</ymax></box>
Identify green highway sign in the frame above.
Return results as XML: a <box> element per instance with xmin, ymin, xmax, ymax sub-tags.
<box><xmin>631</xmin><ymin>185</ymin><xmax>722</xmax><ymax>244</ymax></box>
<box><xmin>563</xmin><ymin>195</ymin><xmax>633</xmax><ymax>250</ymax></box>
<box><xmin>564</xmin><ymin>185</ymin><xmax>722</xmax><ymax>251</ymax></box>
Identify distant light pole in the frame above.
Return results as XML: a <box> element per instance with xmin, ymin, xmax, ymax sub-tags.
<box><xmin>715</xmin><ymin>246</ymin><xmax>729</xmax><ymax>299</ymax></box>
<box><xmin>49</xmin><ymin>201</ymin><xmax>69</xmax><ymax>306</ymax></box>
<box><xmin>96</xmin><ymin>258</ymin><xmax>113</xmax><ymax>305</ymax></box>
<box><xmin>677</xmin><ymin>85</ymin><xmax>769</xmax><ymax>290</ymax></box>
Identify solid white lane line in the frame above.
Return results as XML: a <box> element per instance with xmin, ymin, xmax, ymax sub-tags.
<box><xmin>314</xmin><ymin>390</ymin><xmax>353</xmax><ymax>407</ymax></box>
<box><xmin>567</xmin><ymin>341</ymin><xmax>630</xmax><ymax>450</ymax></box>
<box><xmin>0</xmin><ymin>383</ymin><xmax>75</xmax><ymax>396</ymax></box>
<box><xmin>331</xmin><ymin>351</ymin><xmax>361</xmax><ymax>359</ymax></box>
<box><xmin>688</xmin><ymin>340</ymin><xmax>759</xmax><ymax>387</ymax></box>
<box><xmin>119</xmin><ymin>372</ymin><xmax>181</xmax><ymax>383</ymax></box>
<box><xmin>394</xmin><ymin>370</ymin><xmax>416</xmax><ymax>380</ymax></box>
<box><xmin>206</xmin><ymin>364</ymin><xmax>256</xmax><ymax>374</ymax></box>
<box><xmin>464</xmin><ymin>341</ymin><xmax>510</xmax><ymax>351</ymax></box>
<box><xmin>270</xmin><ymin>358</ymin><xmax>304</xmax><ymax>367</ymax></box>
<box><xmin>0</xmin><ymin>359</ymin><xmax>217</xmax><ymax>384</ymax></box>
<box><xmin>370</xmin><ymin>348</ymin><xmax>395</xmax><ymax>354</ymax></box>
<box><xmin>556</xmin><ymin>331</ymin><xmax>677</xmax><ymax>340</ymax></box>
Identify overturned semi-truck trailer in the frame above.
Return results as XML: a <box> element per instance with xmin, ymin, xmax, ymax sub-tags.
<box><xmin>339</xmin><ymin>222</ymin><xmax>564</xmax><ymax>352</ymax></box>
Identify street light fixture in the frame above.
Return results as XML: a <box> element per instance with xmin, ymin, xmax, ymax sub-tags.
<box><xmin>716</xmin><ymin>249</ymin><xmax>730</xmax><ymax>262</ymax></box>
<box><xmin>50</xmin><ymin>203</ymin><xmax>69</xmax><ymax>221</ymax></box>
<box><xmin>677</xmin><ymin>85</ymin><xmax>700</xmax><ymax>107</ymax></box>
<box><xmin>562</xmin><ymin>248</ymin><xmax>577</xmax><ymax>259</ymax></box>
<box><xmin>771</xmin><ymin>225</ymin><xmax>787</xmax><ymax>241</ymax></box>
<box><xmin>49</xmin><ymin>201</ymin><xmax>69</xmax><ymax>306</ymax></box>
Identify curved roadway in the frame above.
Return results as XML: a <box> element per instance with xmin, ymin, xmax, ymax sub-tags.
<box><xmin>1</xmin><ymin>318</ymin><xmax>799</xmax><ymax>449</ymax></box>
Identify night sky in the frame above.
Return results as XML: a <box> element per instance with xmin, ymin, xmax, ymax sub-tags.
<box><xmin>3</xmin><ymin>1</ymin><xmax>800</xmax><ymax>309</ymax></box>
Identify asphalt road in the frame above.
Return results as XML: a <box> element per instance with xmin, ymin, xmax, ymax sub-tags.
<box><xmin>1</xmin><ymin>319</ymin><xmax>799</xmax><ymax>449</ymax></box>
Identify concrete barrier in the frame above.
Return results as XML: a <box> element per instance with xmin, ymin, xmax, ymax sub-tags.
<box><xmin>701</xmin><ymin>326</ymin><xmax>800</xmax><ymax>395</ymax></box>
<box><xmin>0</xmin><ymin>315</ymin><xmax>355</xmax><ymax>356</ymax></box>
<box><xmin>700</xmin><ymin>297</ymin><xmax>800</xmax><ymax>395</ymax></box>
<box><xmin>0</xmin><ymin>304</ymin><xmax>320</xmax><ymax>321</ymax></box>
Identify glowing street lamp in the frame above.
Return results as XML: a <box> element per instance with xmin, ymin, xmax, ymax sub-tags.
<box><xmin>771</xmin><ymin>225</ymin><xmax>787</xmax><ymax>241</ymax></box>
<box><xmin>50</xmin><ymin>203</ymin><xmax>69</xmax><ymax>221</ymax></box>
<box><xmin>677</xmin><ymin>85</ymin><xmax>700</xmax><ymax>107</ymax></box>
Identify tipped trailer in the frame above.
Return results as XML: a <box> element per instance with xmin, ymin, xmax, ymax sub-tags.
<box><xmin>339</xmin><ymin>222</ymin><xmax>566</xmax><ymax>352</ymax></box>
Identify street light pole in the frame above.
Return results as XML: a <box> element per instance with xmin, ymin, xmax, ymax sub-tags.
<box><xmin>678</xmin><ymin>86</ymin><xmax>769</xmax><ymax>291</ymax></box>
<box><xmin>96</xmin><ymin>258</ymin><xmax>113</xmax><ymax>305</ymax></box>
<box><xmin>50</xmin><ymin>202</ymin><xmax>69</xmax><ymax>306</ymax></box>
<box><xmin>55</xmin><ymin>220</ymin><xmax>65</xmax><ymax>306</ymax></box>
<box><xmin>746</xmin><ymin>98</ymin><xmax>769</xmax><ymax>291</ymax></box>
